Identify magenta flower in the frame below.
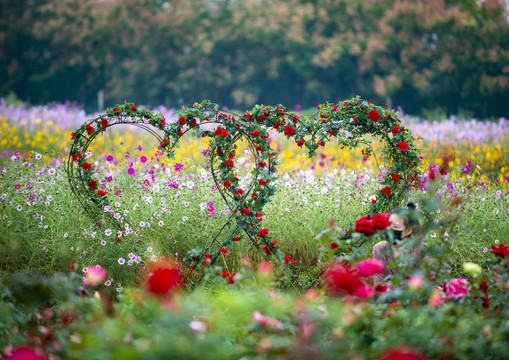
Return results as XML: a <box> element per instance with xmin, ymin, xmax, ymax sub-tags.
<box><xmin>357</xmin><ymin>258</ymin><xmax>384</xmax><ymax>277</ymax></box>
<box><xmin>128</xmin><ymin>167</ymin><xmax>135</xmax><ymax>175</ymax></box>
<box><xmin>141</xmin><ymin>155</ymin><xmax>147</xmax><ymax>163</ymax></box>
<box><xmin>105</xmin><ymin>154</ymin><xmax>114</xmax><ymax>162</ymax></box>
<box><xmin>444</xmin><ymin>278</ymin><xmax>469</xmax><ymax>299</ymax></box>
<box><xmin>174</xmin><ymin>162</ymin><xmax>184</xmax><ymax>172</ymax></box>
<box><xmin>84</xmin><ymin>265</ymin><xmax>107</xmax><ymax>286</ymax></box>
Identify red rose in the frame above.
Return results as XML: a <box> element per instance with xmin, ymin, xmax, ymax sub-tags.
<box><xmin>256</xmin><ymin>145</ymin><xmax>263</xmax><ymax>152</ymax></box>
<box><xmin>190</xmin><ymin>118</ymin><xmax>197</xmax><ymax>127</ymax></box>
<box><xmin>259</xmin><ymin>179</ymin><xmax>268</xmax><ymax>185</ymax></box>
<box><xmin>331</xmin><ymin>105</ymin><xmax>338</xmax><ymax>111</ymax></box>
<box><xmin>214</xmin><ymin>127</ymin><xmax>222</xmax><ymax>136</ymax></box>
<box><xmin>330</xmin><ymin>242</ymin><xmax>338</xmax><ymax>250</ymax></box>
<box><xmin>131</xmin><ymin>103</ymin><xmax>137</xmax><ymax>111</ymax></box>
<box><xmin>223</xmin><ymin>180</ymin><xmax>230</xmax><ymax>189</ymax></box>
<box><xmin>245</xmin><ymin>112</ymin><xmax>252</xmax><ymax>120</ymax></box>
<box><xmin>97</xmin><ymin>190</ymin><xmax>107</xmax><ymax>196</ymax></box>
<box><xmin>354</xmin><ymin>216</ymin><xmax>375</xmax><ymax>237</ymax></box>
<box><xmin>293</xmin><ymin>115</ymin><xmax>300</xmax><ymax>124</ymax></box>
<box><xmin>382</xmin><ymin>186</ymin><xmax>391</xmax><ymax>196</ymax></box>
<box><xmin>285</xmin><ymin>254</ymin><xmax>290</xmax><ymax>264</ymax></box>
<box><xmin>233</xmin><ymin>237</ymin><xmax>240</xmax><ymax>242</ymax></box>
<box><xmin>378</xmin><ymin>347</ymin><xmax>427</xmax><ymax>360</ymax></box>
<box><xmin>371</xmin><ymin>213</ymin><xmax>392</xmax><ymax>231</ymax></box>
<box><xmin>263</xmin><ymin>245</ymin><xmax>272</xmax><ymax>255</ymax></box>
<box><xmin>222</xmin><ymin>129</ymin><xmax>228</xmax><ymax>138</ymax></box>
<box><xmin>258</xmin><ymin>161</ymin><xmax>266</xmax><ymax>168</ymax></box>
<box><xmin>4</xmin><ymin>346</ymin><xmax>45</xmax><ymax>360</ymax></box>
<box><xmin>241</xmin><ymin>208</ymin><xmax>250</xmax><ymax>216</ymax></box>
<box><xmin>228</xmin><ymin>272</ymin><xmax>237</xmax><ymax>284</ymax></box>
<box><xmin>392</xmin><ymin>173</ymin><xmax>400</xmax><ymax>182</ymax></box>
<box><xmin>178</xmin><ymin>116</ymin><xmax>186</xmax><ymax>125</ymax></box>
<box><xmin>491</xmin><ymin>243</ymin><xmax>509</xmax><ymax>258</ymax></box>
<box><xmin>252</xmin><ymin>193</ymin><xmax>258</xmax><ymax>200</ymax></box>
<box><xmin>284</xmin><ymin>125</ymin><xmax>295</xmax><ymax>136</ymax></box>
<box><xmin>257</xmin><ymin>114</ymin><xmax>266</xmax><ymax>123</ymax></box>
<box><xmin>392</xmin><ymin>126</ymin><xmax>400</xmax><ymax>135</ymax></box>
<box><xmin>221</xmin><ymin>271</ymin><xmax>229</xmax><ymax>278</ymax></box>
<box><xmin>114</xmin><ymin>107</ymin><xmax>119</xmax><ymax>112</ymax></box>
<box><xmin>367</xmin><ymin>109</ymin><xmax>380</xmax><ymax>122</ymax></box>
<box><xmin>147</xmin><ymin>265</ymin><xmax>183</xmax><ymax>295</ymax></box>
<box><xmin>71</xmin><ymin>132</ymin><xmax>75</xmax><ymax>140</ymax></box>
<box><xmin>397</xmin><ymin>141</ymin><xmax>409</xmax><ymax>151</ymax></box>
<box><xmin>318</xmin><ymin>141</ymin><xmax>324</xmax><ymax>147</ymax></box>
<box><xmin>224</xmin><ymin>160</ymin><xmax>234</xmax><ymax>167</ymax></box>
<box><xmin>273</xmin><ymin>122</ymin><xmax>280</xmax><ymax>129</ymax></box>
<box><xmin>257</xmin><ymin>228</ymin><xmax>269</xmax><ymax>237</ymax></box>
<box><xmin>101</xmin><ymin>118</ymin><xmax>109</xmax><ymax>128</ymax></box>
<box><xmin>297</xmin><ymin>139</ymin><xmax>304</xmax><ymax>147</ymax></box>
<box><xmin>160</xmin><ymin>139</ymin><xmax>169</xmax><ymax>148</ymax></box>
<box><xmin>82</xmin><ymin>162</ymin><xmax>92</xmax><ymax>170</ymax></box>
<box><xmin>88</xmin><ymin>179</ymin><xmax>97</xmax><ymax>190</ymax></box>
<box><xmin>86</xmin><ymin>124</ymin><xmax>94</xmax><ymax>134</ymax></box>
<box><xmin>323</xmin><ymin>261</ymin><xmax>363</xmax><ymax>295</ymax></box>
<box><xmin>177</xmin><ymin>130</ymin><xmax>184</xmax><ymax>137</ymax></box>
<box><xmin>251</xmin><ymin>130</ymin><xmax>260</xmax><ymax>137</ymax></box>
<box><xmin>220</xmin><ymin>247</ymin><xmax>228</xmax><ymax>254</ymax></box>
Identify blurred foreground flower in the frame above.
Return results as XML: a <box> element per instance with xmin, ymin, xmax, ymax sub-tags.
<box><xmin>144</xmin><ymin>259</ymin><xmax>184</xmax><ymax>296</ymax></box>
<box><xmin>377</xmin><ymin>347</ymin><xmax>427</xmax><ymax>360</ymax></box>
<box><xmin>4</xmin><ymin>346</ymin><xmax>45</xmax><ymax>360</ymax></box>
<box><xmin>444</xmin><ymin>278</ymin><xmax>469</xmax><ymax>300</ymax></box>
<box><xmin>463</xmin><ymin>262</ymin><xmax>482</xmax><ymax>276</ymax></box>
<box><xmin>84</xmin><ymin>265</ymin><xmax>107</xmax><ymax>286</ymax></box>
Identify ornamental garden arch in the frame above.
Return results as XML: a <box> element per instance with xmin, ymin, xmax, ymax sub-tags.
<box><xmin>66</xmin><ymin>97</ymin><xmax>422</xmax><ymax>286</ymax></box>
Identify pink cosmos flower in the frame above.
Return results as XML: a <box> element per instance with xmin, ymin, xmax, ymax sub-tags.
<box><xmin>444</xmin><ymin>278</ymin><xmax>469</xmax><ymax>299</ymax></box>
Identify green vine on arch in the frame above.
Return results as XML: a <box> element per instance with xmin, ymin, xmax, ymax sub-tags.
<box><xmin>66</xmin><ymin>96</ymin><xmax>422</xmax><ymax>279</ymax></box>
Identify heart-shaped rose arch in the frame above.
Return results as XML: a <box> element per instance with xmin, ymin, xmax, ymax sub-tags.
<box><xmin>66</xmin><ymin>97</ymin><xmax>421</xmax><ymax>284</ymax></box>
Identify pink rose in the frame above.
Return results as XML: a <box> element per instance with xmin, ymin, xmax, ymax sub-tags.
<box><xmin>357</xmin><ymin>258</ymin><xmax>384</xmax><ymax>277</ymax></box>
<box><xmin>444</xmin><ymin>278</ymin><xmax>469</xmax><ymax>299</ymax></box>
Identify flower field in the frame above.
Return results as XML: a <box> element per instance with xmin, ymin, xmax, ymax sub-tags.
<box><xmin>1</xmin><ymin>99</ymin><xmax>509</xmax><ymax>359</ymax></box>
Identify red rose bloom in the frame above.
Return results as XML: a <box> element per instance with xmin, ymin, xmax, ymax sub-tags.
<box><xmin>147</xmin><ymin>264</ymin><xmax>183</xmax><ymax>296</ymax></box>
<box><xmin>397</xmin><ymin>141</ymin><xmax>409</xmax><ymax>151</ymax></box>
<box><xmin>177</xmin><ymin>130</ymin><xmax>184</xmax><ymax>137</ymax></box>
<box><xmin>245</xmin><ymin>112</ymin><xmax>252</xmax><ymax>120</ymax></box>
<box><xmin>392</xmin><ymin>173</ymin><xmax>400</xmax><ymax>182</ymax></box>
<box><xmin>223</xmin><ymin>180</ymin><xmax>230</xmax><ymax>189</ymax></box>
<box><xmin>354</xmin><ymin>216</ymin><xmax>375</xmax><ymax>236</ymax></box>
<box><xmin>160</xmin><ymin>139</ymin><xmax>169</xmax><ymax>148</ymax></box>
<box><xmin>367</xmin><ymin>109</ymin><xmax>380</xmax><ymax>122</ymax></box>
<box><xmin>214</xmin><ymin>127</ymin><xmax>222</xmax><ymax>136</ymax></box>
<box><xmin>224</xmin><ymin>160</ymin><xmax>234</xmax><ymax>167</ymax></box>
<box><xmin>82</xmin><ymin>162</ymin><xmax>92</xmax><ymax>170</ymax></box>
<box><xmin>251</xmin><ymin>130</ymin><xmax>260</xmax><ymax>137</ymax></box>
<box><xmin>88</xmin><ymin>179</ymin><xmax>97</xmax><ymax>190</ymax></box>
<box><xmin>371</xmin><ymin>213</ymin><xmax>392</xmax><ymax>231</ymax></box>
<box><xmin>86</xmin><ymin>124</ymin><xmax>94</xmax><ymax>134</ymax></box>
<box><xmin>257</xmin><ymin>114</ymin><xmax>266</xmax><ymax>123</ymax></box>
<box><xmin>131</xmin><ymin>103</ymin><xmax>137</xmax><ymax>111</ymax></box>
<box><xmin>256</xmin><ymin>145</ymin><xmax>263</xmax><ymax>152</ymax></box>
<box><xmin>283</xmin><ymin>125</ymin><xmax>295</xmax><ymax>136</ymax></box>
<box><xmin>330</xmin><ymin>242</ymin><xmax>338</xmax><ymax>250</ymax></box>
<box><xmin>382</xmin><ymin>186</ymin><xmax>391</xmax><ymax>196</ymax></box>
<box><xmin>101</xmin><ymin>118</ymin><xmax>109</xmax><ymax>128</ymax></box>
<box><xmin>259</xmin><ymin>179</ymin><xmax>268</xmax><ymax>185</ymax></box>
<box><xmin>257</xmin><ymin>228</ymin><xmax>269</xmax><ymax>237</ymax></box>
<box><xmin>323</xmin><ymin>261</ymin><xmax>363</xmax><ymax>295</ymax></box>
<box><xmin>190</xmin><ymin>118</ymin><xmax>197</xmax><ymax>127</ymax></box>
<box><xmin>221</xmin><ymin>271</ymin><xmax>229</xmax><ymax>278</ymax></box>
<box><xmin>220</xmin><ymin>247</ymin><xmax>228</xmax><ymax>254</ymax></box>
<box><xmin>273</xmin><ymin>122</ymin><xmax>280</xmax><ymax>129</ymax></box>
<box><xmin>252</xmin><ymin>193</ymin><xmax>258</xmax><ymax>200</ymax></box>
<box><xmin>378</xmin><ymin>347</ymin><xmax>427</xmax><ymax>360</ymax></box>
<box><xmin>222</xmin><ymin>129</ymin><xmax>228</xmax><ymax>138</ymax></box>
<box><xmin>258</xmin><ymin>161</ymin><xmax>266</xmax><ymax>168</ymax></box>
<box><xmin>297</xmin><ymin>139</ymin><xmax>304</xmax><ymax>147</ymax></box>
<box><xmin>392</xmin><ymin>126</ymin><xmax>400</xmax><ymax>135</ymax></box>
<box><xmin>97</xmin><ymin>190</ymin><xmax>107</xmax><ymax>196</ymax></box>
<box><xmin>285</xmin><ymin>254</ymin><xmax>290</xmax><ymax>264</ymax></box>
<box><xmin>491</xmin><ymin>243</ymin><xmax>509</xmax><ymax>258</ymax></box>
<box><xmin>4</xmin><ymin>346</ymin><xmax>45</xmax><ymax>360</ymax></box>
<box><xmin>177</xmin><ymin>116</ymin><xmax>186</xmax><ymax>125</ymax></box>
<box><xmin>114</xmin><ymin>107</ymin><xmax>119</xmax><ymax>112</ymax></box>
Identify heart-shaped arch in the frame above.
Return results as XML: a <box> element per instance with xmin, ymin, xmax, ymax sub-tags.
<box><xmin>66</xmin><ymin>97</ymin><xmax>422</xmax><ymax>283</ymax></box>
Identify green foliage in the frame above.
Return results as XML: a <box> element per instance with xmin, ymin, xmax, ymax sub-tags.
<box><xmin>1</xmin><ymin>0</ymin><xmax>508</xmax><ymax>117</ymax></box>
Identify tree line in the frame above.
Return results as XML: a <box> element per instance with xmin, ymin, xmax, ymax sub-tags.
<box><xmin>1</xmin><ymin>0</ymin><xmax>508</xmax><ymax>117</ymax></box>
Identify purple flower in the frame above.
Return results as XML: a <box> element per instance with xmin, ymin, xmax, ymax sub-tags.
<box><xmin>105</xmin><ymin>154</ymin><xmax>114</xmax><ymax>162</ymax></box>
<box><xmin>26</xmin><ymin>182</ymin><xmax>33</xmax><ymax>189</ymax></box>
<box><xmin>319</xmin><ymin>152</ymin><xmax>327</xmax><ymax>160</ymax></box>
<box><xmin>138</xmin><ymin>145</ymin><xmax>143</xmax><ymax>151</ymax></box>
<box><xmin>14</xmin><ymin>184</ymin><xmax>20</xmax><ymax>189</ymax></box>
<box><xmin>201</xmin><ymin>149</ymin><xmax>210</xmax><ymax>157</ymax></box>
<box><xmin>128</xmin><ymin>167</ymin><xmax>135</xmax><ymax>176</ymax></box>
<box><xmin>141</xmin><ymin>156</ymin><xmax>147</xmax><ymax>163</ymax></box>
<box><xmin>319</xmin><ymin>161</ymin><xmax>325</xmax><ymax>167</ymax></box>
<box><xmin>174</xmin><ymin>162</ymin><xmax>184</xmax><ymax>172</ymax></box>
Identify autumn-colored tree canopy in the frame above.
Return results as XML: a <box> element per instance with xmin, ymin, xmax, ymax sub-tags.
<box><xmin>1</xmin><ymin>0</ymin><xmax>508</xmax><ymax>117</ymax></box>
